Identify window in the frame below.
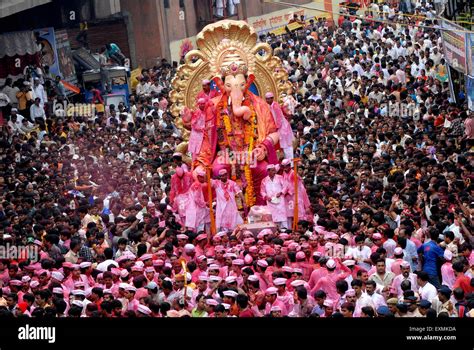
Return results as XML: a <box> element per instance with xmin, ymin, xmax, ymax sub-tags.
<box><xmin>213</xmin><ymin>0</ymin><xmax>239</xmax><ymax>19</ymax></box>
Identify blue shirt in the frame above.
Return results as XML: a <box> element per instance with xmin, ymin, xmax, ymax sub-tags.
<box><xmin>417</xmin><ymin>241</ymin><xmax>443</xmax><ymax>276</ymax></box>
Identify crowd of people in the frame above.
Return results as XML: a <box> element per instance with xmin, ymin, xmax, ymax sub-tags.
<box><xmin>0</xmin><ymin>0</ymin><xmax>473</xmax><ymax>318</ymax></box>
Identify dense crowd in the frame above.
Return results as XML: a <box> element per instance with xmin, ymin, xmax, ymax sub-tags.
<box><xmin>0</xmin><ymin>0</ymin><xmax>473</xmax><ymax>318</ymax></box>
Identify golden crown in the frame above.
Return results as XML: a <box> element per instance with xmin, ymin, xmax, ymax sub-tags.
<box><xmin>220</xmin><ymin>61</ymin><xmax>249</xmax><ymax>76</ymax></box>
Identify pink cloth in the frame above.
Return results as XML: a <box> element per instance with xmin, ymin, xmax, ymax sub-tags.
<box><xmin>270</xmin><ymin>101</ymin><xmax>294</xmax><ymax>149</ymax></box>
<box><xmin>265</xmin><ymin>298</ymin><xmax>288</xmax><ymax>316</ymax></box>
<box><xmin>170</xmin><ymin>171</ymin><xmax>194</xmax><ymax>224</ymax></box>
<box><xmin>312</xmin><ymin>270</ymin><xmax>350</xmax><ymax>302</ymax></box>
<box><xmin>212</xmin><ymin>179</ymin><xmax>243</xmax><ymax>230</ymax></box>
<box><xmin>441</xmin><ymin>262</ymin><xmax>455</xmax><ymax>289</ymax></box>
<box><xmin>276</xmin><ymin>291</ymin><xmax>294</xmax><ymax>312</ymax></box>
<box><xmin>390</xmin><ymin>273</ymin><xmax>418</xmax><ymax>297</ymax></box>
<box><xmin>63</xmin><ymin>275</ymin><xmax>90</xmax><ymax>292</ymax></box>
<box><xmin>390</xmin><ymin>259</ymin><xmax>404</xmax><ymax>276</ymax></box>
<box><xmin>185</xmin><ymin>181</ymin><xmax>209</xmax><ymax>230</ymax></box>
<box><xmin>188</xmin><ymin>109</ymin><xmax>206</xmax><ymax>161</ymax></box>
<box><xmin>308</xmin><ymin>266</ymin><xmax>328</xmax><ymax>291</ymax></box>
<box><xmin>261</xmin><ymin>174</ymin><xmax>288</xmax><ymax>223</ymax></box>
<box><xmin>197</xmin><ymin>89</ymin><xmax>219</xmax><ymax>102</ymax></box>
<box><xmin>282</xmin><ymin>169</ymin><xmax>311</xmax><ymax>220</ymax></box>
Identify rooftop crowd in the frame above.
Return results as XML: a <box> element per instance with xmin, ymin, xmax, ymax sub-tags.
<box><xmin>0</xmin><ymin>0</ymin><xmax>473</xmax><ymax>318</ymax></box>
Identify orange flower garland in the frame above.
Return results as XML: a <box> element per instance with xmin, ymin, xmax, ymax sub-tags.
<box><xmin>216</xmin><ymin>93</ymin><xmax>258</xmax><ymax>207</ymax></box>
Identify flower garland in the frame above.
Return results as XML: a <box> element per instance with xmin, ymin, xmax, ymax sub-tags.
<box><xmin>216</xmin><ymin>93</ymin><xmax>258</xmax><ymax>207</ymax></box>
<box><xmin>243</xmin><ymin>102</ymin><xmax>257</xmax><ymax>207</ymax></box>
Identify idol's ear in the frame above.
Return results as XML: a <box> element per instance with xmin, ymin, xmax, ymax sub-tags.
<box><xmin>244</xmin><ymin>74</ymin><xmax>255</xmax><ymax>92</ymax></box>
<box><xmin>212</xmin><ymin>77</ymin><xmax>225</xmax><ymax>92</ymax></box>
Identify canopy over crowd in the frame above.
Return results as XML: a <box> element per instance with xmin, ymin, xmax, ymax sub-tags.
<box><xmin>0</xmin><ymin>0</ymin><xmax>473</xmax><ymax>318</ymax></box>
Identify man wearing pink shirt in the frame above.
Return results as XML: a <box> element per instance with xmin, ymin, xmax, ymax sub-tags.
<box><xmin>212</xmin><ymin>169</ymin><xmax>245</xmax><ymax>232</ymax></box>
<box><xmin>390</xmin><ymin>247</ymin><xmax>405</xmax><ymax>276</ymax></box>
<box><xmin>274</xmin><ymin>277</ymin><xmax>293</xmax><ymax>312</ymax></box>
<box><xmin>264</xmin><ymin>287</ymin><xmax>288</xmax><ymax>316</ymax></box>
<box><xmin>312</xmin><ymin>259</ymin><xmax>350</xmax><ymax>302</ymax></box>
<box><xmin>390</xmin><ymin>261</ymin><xmax>418</xmax><ymax>298</ymax></box>
<box><xmin>308</xmin><ymin>262</ymin><xmax>328</xmax><ymax>293</ymax></box>
<box><xmin>441</xmin><ymin>250</ymin><xmax>455</xmax><ymax>289</ymax></box>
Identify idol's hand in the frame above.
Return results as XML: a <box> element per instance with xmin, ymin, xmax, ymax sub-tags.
<box><xmin>253</xmin><ymin>145</ymin><xmax>266</xmax><ymax>161</ymax></box>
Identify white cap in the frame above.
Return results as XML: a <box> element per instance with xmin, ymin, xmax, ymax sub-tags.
<box><xmin>248</xmin><ymin>275</ymin><xmax>259</xmax><ymax>282</ymax></box>
<box><xmin>125</xmin><ymin>285</ymin><xmax>137</xmax><ymax>292</ymax></box>
<box><xmin>79</xmin><ymin>262</ymin><xmax>92</xmax><ymax>268</ymax></box>
<box><xmin>223</xmin><ymin>290</ymin><xmax>239</xmax><ymax>298</ymax></box>
<box><xmin>342</xmin><ymin>259</ymin><xmax>356</xmax><ymax>267</ymax></box>
<box><xmin>290</xmin><ymin>279</ymin><xmax>305</xmax><ymax>288</ymax></box>
<box><xmin>206</xmin><ymin>299</ymin><xmax>218</xmax><ymax>306</ymax></box>
<box><xmin>265</xmin><ymin>287</ymin><xmax>278</xmax><ymax>295</ymax></box>
<box><xmin>72</xmin><ymin>300</ymin><xmax>84</xmax><ymax>308</ymax></box>
<box><xmin>326</xmin><ymin>259</ymin><xmax>336</xmax><ymax>269</ymax></box>
<box><xmin>184</xmin><ymin>243</ymin><xmax>195</xmax><ymax>251</ymax></box>
<box><xmin>273</xmin><ymin>278</ymin><xmax>287</xmax><ymax>286</ymax></box>
<box><xmin>72</xmin><ymin>289</ymin><xmax>85</xmax><ymax>296</ymax></box>
<box><xmin>209</xmin><ymin>276</ymin><xmax>222</xmax><ymax>282</ymax></box>
<box><xmin>270</xmin><ymin>305</ymin><xmax>282</xmax><ymax>312</ymax></box>
<box><xmin>394</xmin><ymin>247</ymin><xmax>403</xmax><ymax>256</ymax></box>
<box><xmin>225</xmin><ymin>276</ymin><xmax>237</xmax><ymax>284</ymax></box>
<box><xmin>137</xmin><ymin>304</ymin><xmax>152</xmax><ymax>315</ymax></box>
<box><xmin>51</xmin><ymin>271</ymin><xmax>64</xmax><ymax>281</ymax></box>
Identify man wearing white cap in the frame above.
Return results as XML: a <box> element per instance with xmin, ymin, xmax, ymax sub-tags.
<box><xmin>264</xmin><ymin>287</ymin><xmax>288</xmax><ymax>316</ymax></box>
<box><xmin>312</xmin><ymin>259</ymin><xmax>351</xmax><ymax>302</ymax></box>
<box><xmin>33</xmin><ymin>77</ymin><xmax>47</xmax><ymax>108</ymax></box>
<box><xmin>389</xmin><ymin>261</ymin><xmax>418</xmax><ymax>298</ymax></box>
<box><xmin>212</xmin><ymin>169</ymin><xmax>245</xmax><ymax>231</ymax></box>
<box><xmin>185</xmin><ymin>170</ymin><xmax>210</xmax><ymax>232</ymax></box>
<box><xmin>280</xmin><ymin>158</ymin><xmax>311</xmax><ymax>227</ymax></box>
<box><xmin>197</xmin><ymin>79</ymin><xmax>218</xmax><ymax>102</ymax></box>
<box><xmin>181</xmin><ymin>98</ymin><xmax>207</xmax><ymax>163</ymax></box>
<box><xmin>261</xmin><ymin>164</ymin><xmax>288</xmax><ymax>229</ymax></box>
<box><xmin>170</xmin><ymin>166</ymin><xmax>194</xmax><ymax>226</ymax></box>
<box><xmin>440</xmin><ymin>249</ymin><xmax>455</xmax><ymax>289</ymax></box>
<box><xmin>265</xmin><ymin>92</ymin><xmax>294</xmax><ymax>159</ymax></box>
<box><xmin>274</xmin><ymin>277</ymin><xmax>294</xmax><ymax>312</ymax></box>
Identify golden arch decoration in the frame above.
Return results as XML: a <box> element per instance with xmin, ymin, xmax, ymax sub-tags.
<box><xmin>169</xmin><ymin>20</ymin><xmax>292</xmax><ymax>139</ymax></box>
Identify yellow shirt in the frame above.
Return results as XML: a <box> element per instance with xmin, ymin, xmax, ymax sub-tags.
<box><xmin>16</xmin><ymin>91</ymin><xmax>33</xmax><ymax>110</ymax></box>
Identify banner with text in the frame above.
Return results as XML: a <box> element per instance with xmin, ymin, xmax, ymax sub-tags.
<box><xmin>440</xmin><ymin>19</ymin><xmax>468</xmax><ymax>74</ymax></box>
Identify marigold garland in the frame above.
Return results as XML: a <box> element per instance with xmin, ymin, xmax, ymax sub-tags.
<box><xmin>216</xmin><ymin>93</ymin><xmax>258</xmax><ymax>207</ymax></box>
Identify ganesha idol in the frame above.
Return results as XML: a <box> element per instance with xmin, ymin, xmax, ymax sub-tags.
<box><xmin>170</xmin><ymin>20</ymin><xmax>292</xmax><ymax>207</ymax></box>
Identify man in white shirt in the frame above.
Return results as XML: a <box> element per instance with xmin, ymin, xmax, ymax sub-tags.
<box><xmin>348</xmin><ymin>236</ymin><xmax>373</xmax><ymax>271</ymax></box>
<box><xmin>7</xmin><ymin>109</ymin><xmax>24</xmax><ymax>134</ymax></box>
<box><xmin>33</xmin><ymin>77</ymin><xmax>47</xmax><ymax>107</ymax></box>
<box><xmin>365</xmin><ymin>280</ymin><xmax>387</xmax><ymax>310</ymax></box>
<box><xmin>30</xmin><ymin>97</ymin><xmax>46</xmax><ymax>122</ymax></box>
<box><xmin>390</xmin><ymin>261</ymin><xmax>418</xmax><ymax>297</ymax></box>
<box><xmin>416</xmin><ymin>271</ymin><xmax>438</xmax><ymax>303</ymax></box>
<box><xmin>136</xmin><ymin>78</ymin><xmax>151</xmax><ymax>97</ymax></box>
<box><xmin>351</xmin><ymin>279</ymin><xmax>375</xmax><ymax>317</ymax></box>
<box><xmin>1</xmin><ymin>78</ymin><xmax>19</xmax><ymax>108</ymax></box>
<box><xmin>369</xmin><ymin>259</ymin><xmax>395</xmax><ymax>291</ymax></box>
